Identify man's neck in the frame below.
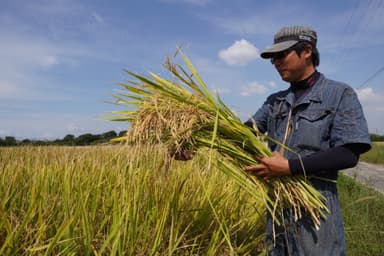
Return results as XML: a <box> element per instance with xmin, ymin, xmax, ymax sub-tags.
<box><xmin>290</xmin><ymin>71</ymin><xmax>320</xmax><ymax>101</ymax></box>
<box><xmin>290</xmin><ymin>70</ymin><xmax>319</xmax><ymax>90</ymax></box>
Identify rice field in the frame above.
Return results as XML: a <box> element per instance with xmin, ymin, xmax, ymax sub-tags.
<box><xmin>0</xmin><ymin>145</ymin><xmax>266</xmax><ymax>255</ymax></box>
<box><xmin>360</xmin><ymin>141</ymin><xmax>384</xmax><ymax>165</ymax></box>
<box><xmin>338</xmin><ymin>174</ymin><xmax>384</xmax><ymax>255</ymax></box>
<box><xmin>1</xmin><ymin>145</ymin><xmax>383</xmax><ymax>255</ymax></box>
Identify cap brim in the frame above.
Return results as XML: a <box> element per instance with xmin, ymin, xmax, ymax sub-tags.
<box><xmin>260</xmin><ymin>40</ymin><xmax>298</xmax><ymax>59</ymax></box>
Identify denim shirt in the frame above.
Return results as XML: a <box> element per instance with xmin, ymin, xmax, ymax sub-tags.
<box><xmin>250</xmin><ymin>73</ymin><xmax>371</xmax><ymax>161</ymax></box>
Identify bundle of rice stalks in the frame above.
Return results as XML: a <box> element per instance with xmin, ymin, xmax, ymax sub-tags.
<box><xmin>110</xmin><ymin>50</ymin><xmax>328</xmax><ymax>228</ymax></box>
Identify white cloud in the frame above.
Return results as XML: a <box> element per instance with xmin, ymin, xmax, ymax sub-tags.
<box><xmin>0</xmin><ymin>33</ymin><xmax>72</xmax><ymax>73</ymax></box>
<box><xmin>218</xmin><ymin>39</ymin><xmax>259</xmax><ymax>66</ymax></box>
<box><xmin>355</xmin><ymin>87</ymin><xmax>381</xmax><ymax>103</ymax></box>
<box><xmin>212</xmin><ymin>86</ymin><xmax>231</xmax><ymax>95</ymax></box>
<box><xmin>0</xmin><ymin>81</ymin><xmax>21</xmax><ymax>97</ymax></box>
<box><xmin>41</xmin><ymin>55</ymin><xmax>59</xmax><ymax>68</ymax></box>
<box><xmin>91</xmin><ymin>12</ymin><xmax>104</xmax><ymax>24</ymax></box>
<box><xmin>268</xmin><ymin>81</ymin><xmax>277</xmax><ymax>88</ymax></box>
<box><xmin>0</xmin><ymin>30</ymin><xmax>96</xmax><ymax>101</ymax></box>
<box><xmin>355</xmin><ymin>87</ymin><xmax>384</xmax><ymax>134</ymax></box>
<box><xmin>240</xmin><ymin>81</ymin><xmax>267</xmax><ymax>96</ymax></box>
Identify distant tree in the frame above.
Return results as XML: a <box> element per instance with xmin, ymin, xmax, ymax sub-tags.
<box><xmin>75</xmin><ymin>133</ymin><xmax>93</xmax><ymax>145</ymax></box>
<box><xmin>4</xmin><ymin>136</ymin><xmax>17</xmax><ymax>146</ymax></box>
<box><xmin>118</xmin><ymin>130</ymin><xmax>127</xmax><ymax>137</ymax></box>
<box><xmin>102</xmin><ymin>130</ymin><xmax>117</xmax><ymax>140</ymax></box>
<box><xmin>0</xmin><ymin>130</ymin><xmax>124</xmax><ymax>147</ymax></box>
<box><xmin>370</xmin><ymin>133</ymin><xmax>384</xmax><ymax>141</ymax></box>
<box><xmin>63</xmin><ymin>134</ymin><xmax>75</xmax><ymax>141</ymax></box>
<box><xmin>63</xmin><ymin>134</ymin><xmax>76</xmax><ymax>145</ymax></box>
<box><xmin>32</xmin><ymin>140</ymin><xmax>50</xmax><ymax>146</ymax></box>
<box><xmin>75</xmin><ymin>133</ymin><xmax>103</xmax><ymax>145</ymax></box>
<box><xmin>22</xmin><ymin>139</ymin><xmax>31</xmax><ymax>144</ymax></box>
<box><xmin>53</xmin><ymin>139</ymin><xmax>62</xmax><ymax>145</ymax></box>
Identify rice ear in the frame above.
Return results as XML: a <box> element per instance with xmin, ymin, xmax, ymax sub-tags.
<box><xmin>110</xmin><ymin>50</ymin><xmax>328</xmax><ymax>228</ymax></box>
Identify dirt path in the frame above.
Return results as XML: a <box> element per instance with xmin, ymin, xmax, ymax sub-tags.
<box><xmin>342</xmin><ymin>162</ymin><xmax>384</xmax><ymax>193</ymax></box>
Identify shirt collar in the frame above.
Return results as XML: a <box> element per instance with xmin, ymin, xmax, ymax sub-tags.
<box><xmin>284</xmin><ymin>73</ymin><xmax>325</xmax><ymax>107</ymax></box>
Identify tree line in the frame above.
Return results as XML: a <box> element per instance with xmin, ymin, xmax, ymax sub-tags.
<box><xmin>1</xmin><ymin>131</ymin><xmax>383</xmax><ymax>147</ymax></box>
<box><xmin>0</xmin><ymin>130</ymin><xmax>126</xmax><ymax>147</ymax></box>
<box><xmin>370</xmin><ymin>133</ymin><xmax>384</xmax><ymax>142</ymax></box>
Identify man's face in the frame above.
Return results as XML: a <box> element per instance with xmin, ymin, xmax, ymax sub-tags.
<box><xmin>271</xmin><ymin>44</ymin><xmax>313</xmax><ymax>82</ymax></box>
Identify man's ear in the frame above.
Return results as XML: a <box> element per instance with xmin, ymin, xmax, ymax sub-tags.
<box><xmin>303</xmin><ymin>44</ymin><xmax>313</xmax><ymax>64</ymax></box>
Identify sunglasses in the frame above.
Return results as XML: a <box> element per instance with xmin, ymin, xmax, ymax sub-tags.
<box><xmin>270</xmin><ymin>48</ymin><xmax>294</xmax><ymax>64</ymax></box>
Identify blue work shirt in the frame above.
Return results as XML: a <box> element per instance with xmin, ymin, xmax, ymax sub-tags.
<box><xmin>250</xmin><ymin>73</ymin><xmax>371</xmax><ymax>178</ymax></box>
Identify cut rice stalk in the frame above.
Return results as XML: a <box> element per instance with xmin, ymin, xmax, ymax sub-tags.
<box><xmin>109</xmin><ymin>49</ymin><xmax>328</xmax><ymax>227</ymax></box>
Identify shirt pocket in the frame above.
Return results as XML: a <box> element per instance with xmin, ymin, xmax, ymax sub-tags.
<box><xmin>267</xmin><ymin>111</ymin><xmax>289</xmax><ymax>151</ymax></box>
<box><xmin>295</xmin><ymin>109</ymin><xmax>333</xmax><ymax>151</ymax></box>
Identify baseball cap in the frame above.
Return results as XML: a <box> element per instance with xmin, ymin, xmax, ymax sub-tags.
<box><xmin>260</xmin><ymin>26</ymin><xmax>317</xmax><ymax>59</ymax></box>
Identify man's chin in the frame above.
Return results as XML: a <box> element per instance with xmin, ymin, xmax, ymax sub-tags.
<box><xmin>280</xmin><ymin>74</ymin><xmax>292</xmax><ymax>82</ymax></box>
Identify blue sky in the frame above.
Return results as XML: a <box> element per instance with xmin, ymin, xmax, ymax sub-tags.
<box><xmin>1</xmin><ymin>0</ymin><xmax>384</xmax><ymax>139</ymax></box>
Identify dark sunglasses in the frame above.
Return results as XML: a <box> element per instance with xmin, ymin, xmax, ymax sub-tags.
<box><xmin>270</xmin><ymin>48</ymin><xmax>294</xmax><ymax>64</ymax></box>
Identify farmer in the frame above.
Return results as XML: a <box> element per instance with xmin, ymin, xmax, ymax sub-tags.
<box><xmin>243</xmin><ymin>26</ymin><xmax>371</xmax><ymax>255</ymax></box>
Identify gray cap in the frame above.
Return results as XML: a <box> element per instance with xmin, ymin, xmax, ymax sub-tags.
<box><xmin>260</xmin><ymin>26</ymin><xmax>317</xmax><ymax>59</ymax></box>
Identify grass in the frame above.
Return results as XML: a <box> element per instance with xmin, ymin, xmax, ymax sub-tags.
<box><xmin>338</xmin><ymin>174</ymin><xmax>384</xmax><ymax>255</ymax></box>
<box><xmin>0</xmin><ymin>145</ymin><xmax>383</xmax><ymax>255</ymax></box>
<box><xmin>360</xmin><ymin>141</ymin><xmax>384</xmax><ymax>165</ymax></box>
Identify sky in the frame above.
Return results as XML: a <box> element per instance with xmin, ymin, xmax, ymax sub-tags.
<box><xmin>1</xmin><ymin>0</ymin><xmax>384</xmax><ymax>140</ymax></box>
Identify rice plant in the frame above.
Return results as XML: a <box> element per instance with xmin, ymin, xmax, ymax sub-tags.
<box><xmin>0</xmin><ymin>146</ymin><xmax>266</xmax><ymax>255</ymax></box>
<box><xmin>2</xmin><ymin>146</ymin><xmax>382</xmax><ymax>255</ymax></box>
<box><xmin>110</xmin><ymin>49</ymin><xmax>328</xmax><ymax>230</ymax></box>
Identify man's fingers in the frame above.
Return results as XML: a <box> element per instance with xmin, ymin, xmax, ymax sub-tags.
<box><xmin>243</xmin><ymin>164</ymin><xmax>264</xmax><ymax>172</ymax></box>
<box><xmin>243</xmin><ymin>164</ymin><xmax>272</xmax><ymax>179</ymax></box>
<box><xmin>254</xmin><ymin>154</ymin><xmax>264</xmax><ymax>163</ymax></box>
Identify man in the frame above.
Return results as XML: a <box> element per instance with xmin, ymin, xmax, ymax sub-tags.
<box><xmin>243</xmin><ymin>26</ymin><xmax>371</xmax><ymax>255</ymax></box>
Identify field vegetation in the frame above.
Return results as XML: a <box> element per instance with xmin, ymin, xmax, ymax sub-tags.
<box><xmin>338</xmin><ymin>174</ymin><xmax>384</xmax><ymax>255</ymax></box>
<box><xmin>0</xmin><ymin>146</ymin><xmax>265</xmax><ymax>255</ymax></box>
<box><xmin>0</xmin><ymin>145</ymin><xmax>383</xmax><ymax>255</ymax></box>
<box><xmin>360</xmin><ymin>141</ymin><xmax>384</xmax><ymax>165</ymax></box>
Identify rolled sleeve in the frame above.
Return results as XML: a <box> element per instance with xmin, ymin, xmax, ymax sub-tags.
<box><xmin>330</xmin><ymin>87</ymin><xmax>371</xmax><ymax>152</ymax></box>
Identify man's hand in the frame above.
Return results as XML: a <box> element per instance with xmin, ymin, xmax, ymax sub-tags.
<box><xmin>168</xmin><ymin>144</ymin><xmax>195</xmax><ymax>161</ymax></box>
<box><xmin>170</xmin><ymin>150</ymin><xmax>195</xmax><ymax>161</ymax></box>
<box><xmin>243</xmin><ymin>151</ymin><xmax>291</xmax><ymax>180</ymax></box>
